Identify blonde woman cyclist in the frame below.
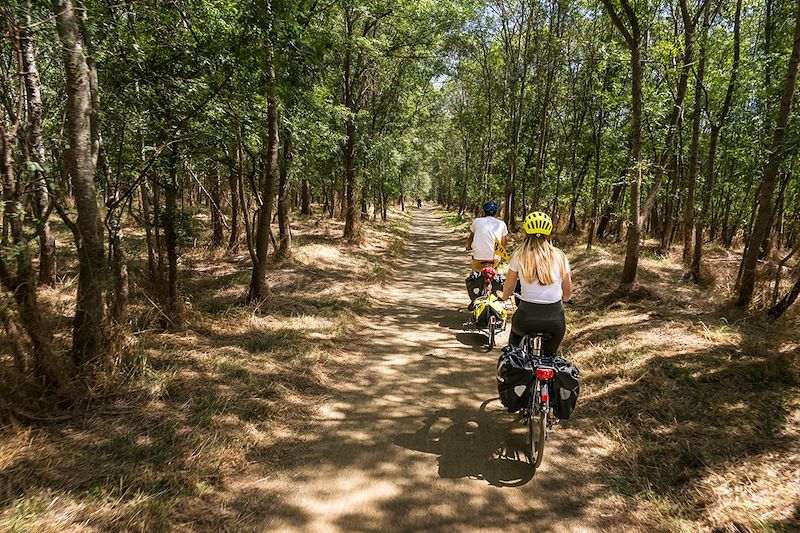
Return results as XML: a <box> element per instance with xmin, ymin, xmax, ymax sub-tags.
<box><xmin>500</xmin><ymin>212</ymin><xmax>572</xmax><ymax>355</ymax></box>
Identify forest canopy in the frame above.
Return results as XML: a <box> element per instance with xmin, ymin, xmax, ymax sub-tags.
<box><xmin>1</xmin><ymin>0</ymin><xmax>799</xmax><ymax>390</ymax></box>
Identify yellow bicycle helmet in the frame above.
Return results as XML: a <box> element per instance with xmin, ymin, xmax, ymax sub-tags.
<box><xmin>522</xmin><ymin>211</ymin><xmax>553</xmax><ymax>236</ymax></box>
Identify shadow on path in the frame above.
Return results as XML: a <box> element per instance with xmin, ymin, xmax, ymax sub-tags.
<box><xmin>235</xmin><ymin>207</ymin><xmax>624</xmax><ymax>532</ymax></box>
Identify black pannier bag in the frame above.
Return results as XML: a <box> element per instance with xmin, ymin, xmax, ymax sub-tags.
<box><xmin>552</xmin><ymin>358</ymin><xmax>580</xmax><ymax>420</ymax></box>
<box><xmin>465</xmin><ymin>271</ymin><xmax>484</xmax><ymax>303</ymax></box>
<box><xmin>492</xmin><ymin>273</ymin><xmax>505</xmax><ymax>296</ymax></box>
<box><xmin>496</xmin><ymin>345</ymin><xmax>534</xmax><ymax>412</ymax></box>
<box><xmin>465</xmin><ymin>272</ymin><xmax>506</xmax><ymax>303</ymax></box>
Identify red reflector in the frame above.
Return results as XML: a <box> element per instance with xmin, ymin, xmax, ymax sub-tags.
<box><xmin>536</xmin><ymin>368</ymin><xmax>555</xmax><ymax>380</ymax></box>
<box><xmin>542</xmin><ymin>392</ymin><xmax>549</xmax><ymax>403</ymax></box>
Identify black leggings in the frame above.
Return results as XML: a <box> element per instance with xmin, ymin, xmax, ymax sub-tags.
<box><xmin>508</xmin><ymin>300</ymin><xmax>566</xmax><ymax>356</ymax></box>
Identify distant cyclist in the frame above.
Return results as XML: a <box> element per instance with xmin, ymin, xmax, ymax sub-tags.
<box><xmin>499</xmin><ymin>211</ymin><xmax>572</xmax><ymax>355</ymax></box>
<box><xmin>466</xmin><ymin>201</ymin><xmax>508</xmax><ymax>272</ymax></box>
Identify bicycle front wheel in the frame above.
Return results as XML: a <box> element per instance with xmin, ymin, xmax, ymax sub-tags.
<box><xmin>528</xmin><ymin>410</ymin><xmax>547</xmax><ymax>468</ymax></box>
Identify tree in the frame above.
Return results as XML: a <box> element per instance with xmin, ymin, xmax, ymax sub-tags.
<box><xmin>600</xmin><ymin>0</ymin><xmax>643</xmax><ymax>287</ymax></box>
<box><xmin>736</xmin><ymin>0</ymin><xmax>800</xmax><ymax>308</ymax></box>
<box><xmin>52</xmin><ymin>0</ymin><xmax>107</xmax><ymax>366</ymax></box>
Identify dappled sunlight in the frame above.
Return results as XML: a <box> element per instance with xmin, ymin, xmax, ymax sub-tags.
<box><xmin>0</xmin><ymin>213</ymin><xmax>414</xmax><ymax>532</ymax></box>
<box><xmin>3</xmin><ymin>208</ymin><xmax>797</xmax><ymax>532</ymax></box>
<box><xmin>222</xmin><ymin>208</ymin><xmax>626</xmax><ymax>532</ymax></box>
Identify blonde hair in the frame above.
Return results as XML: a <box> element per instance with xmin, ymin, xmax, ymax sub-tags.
<box><xmin>516</xmin><ymin>235</ymin><xmax>565</xmax><ymax>285</ymax></box>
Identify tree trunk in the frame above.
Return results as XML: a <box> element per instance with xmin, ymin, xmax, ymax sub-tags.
<box><xmin>210</xmin><ymin>161</ymin><xmax>224</xmax><ymax>246</ymax></box>
<box><xmin>277</xmin><ymin>132</ymin><xmax>292</xmax><ymax>259</ymax></box>
<box><xmin>586</xmin><ymin>106</ymin><xmax>603</xmax><ymax>249</ymax></box>
<box><xmin>692</xmin><ymin>0</ymin><xmax>742</xmax><ymax>281</ymax></box>
<box><xmin>683</xmin><ymin>2</ymin><xmax>708</xmax><ymax>264</ymax></box>
<box><xmin>597</xmin><ymin>175</ymin><xmax>625</xmax><ymax>239</ymax></box>
<box><xmin>100</xmin><ymin>148</ymin><xmax>128</xmax><ymax>326</ymax></box>
<box><xmin>768</xmin><ymin>270</ymin><xmax>800</xmax><ymax>320</ymax></box>
<box><xmin>164</xmin><ymin>151</ymin><xmax>182</xmax><ymax>327</ymax></box>
<box><xmin>638</xmin><ymin>0</ymin><xmax>696</xmax><ymax>228</ymax></box>
<box><xmin>248</xmin><ymin>6</ymin><xmax>279</xmax><ymax>301</ymax></box>
<box><xmin>109</xmin><ymin>225</ymin><xmax>128</xmax><ymax>325</ymax></box>
<box><xmin>342</xmin><ymin>7</ymin><xmax>361</xmax><ymax>242</ymax></box>
<box><xmin>301</xmin><ymin>177</ymin><xmax>311</xmax><ymax>215</ymax></box>
<box><xmin>21</xmin><ymin>0</ymin><xmax>56</xmax><ymax>288</ymax></box>
<box><xmin>228</xmin><ymin>163</ymin><xmax>240</xmax><ymax>251</ymax></box>
<box><xmin>1</xmin><ymin>119</ymin><xmax>64</xmax><ymax>387</ymax></box>
<box><xmin>140</xmin><ymin>178</ymin><xmax>158</xmax><ymax>282</ymax></box>
<box><xmin>600</xmin><ymin>0</ymin><xmax>643</xmax><ymax>286</ymax></box>
<box><xmin>736</xmin><ymin>0</ymin><xmax>800</xmax><ymax>307</ymax></box>
<box><xmin>53</xmin><ymin>0</ymin><xmax>107</xmax><ymax>366</ymax></box>
<box><xmin>621</xmin><ymin>34</ymin><xmax>642</xmax><ymax>286</ymax></box>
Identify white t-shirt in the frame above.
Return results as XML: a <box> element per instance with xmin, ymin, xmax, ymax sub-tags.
<box><xmin>509</xmin><ymin>250</ymin><xmax>571</xmax><ymax>304</ymax></box>
<box><xmin>470</xmin><ymin>216</ymin><xmax>508</xmax><ymax>261</ymax></box>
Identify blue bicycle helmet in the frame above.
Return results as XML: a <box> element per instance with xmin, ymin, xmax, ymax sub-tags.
<box><xmin>483</xmin><ymin>201</ymin><xmax>499</xmax><ymax>215</ymax></box>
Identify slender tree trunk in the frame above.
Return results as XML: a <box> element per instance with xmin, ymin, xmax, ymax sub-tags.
<box><xmin>248</xmin><ymin>6</ymin><xmax>279</xmax><ymax>301</ymax></box>
<box><xmin>768</xmin><ymin>270</ymin><xmax>800</xmax><ymax>320</ymax></box>
<box><xmin>1</xmin><ymin>120</ymin><xmax>63</xmax><ymax>387</ymax></box>
<box><xmin>621</xmin><ymin>36</ymin><xmax>643</xmax><ymax>286</ymax></box>
<box><xmin>164</xmin><ymin>151</ymin><xmax>182</xmax><ymax>327</ymax></box>
<box><xmin>342</xmin><ymin>7</ymin><xmax>361</xmax><ymax>241</ymax></box>
<box><xmin>301</xmin><ymin>177</ymin><xmax>311</xmax><ymax>215</ymax></box>
<box><xmin>238</xmin><ymin>142</ymin><xmax>256</xmax><ymax>263</ymax></box>
<box><xmin>99</xmin><ymin>148</ymin><xmax>128</xmax><ymax>325</ymax></box>
<box><xmin>600</xmin><ymin>0</ymin><xmax>643</xmax><ymax>286</ymax></box>
<box><xmin>587</xmin><ymin>63</ymin><xmax>610</xmax><ymax>250</ymax></box>
<box><xmin>736</xmin><ymin>0</ymin><xmax>800</xmax><ymax>307</ymax></box>
<box><xmin>109</xmin><ymin>220</ymin><xmax>128</xmax><ymax>325</ymax></box>
<box><xmin>683</xmin><ymin>3</ymin><xmax>708</xmax><ymax>264</ymax></box>
<box><xmin>53</xmin><ymin>0</ymin><xmax>107</xmax><ymax>366</ymax></box>
<box><xmin>692</xmin><ymin>0</ymin><xmax>742</xmax><ymax>281</ymax></box>
<box><xmin>21</xmin><ymin>0</ymin><xmax>56</xmax><ymax>287</ymax></box>
<box><xmin>210</xmin><ymin>161</ymin><xmax>224</xmax><ymax>246</ymax></box>
<box><xmin>140</xmin><ymin>178</ymin><xmax>158</xmax><ymax>282</ymax></box>
<box><xmin>228</xmin><ymin>163</ymin><xmax>240</xmax><ymax>251</ymax></box>
<box><xmin>277</xmin><ymin>132</ymin><xmax>292</xmax><ymax>259</ymax></box>
<box><xmin>597</xmin><ymin>176</ymin><xmax>625</xmax><ymax>239</ymax></box>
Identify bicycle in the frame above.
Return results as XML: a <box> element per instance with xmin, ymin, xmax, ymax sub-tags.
<box><xmin>518</xmin><ymin>332</ymin><xmax>557</xmax><ymax>468</ymax></box>
<box><xmin>465</xmin><ymin>266</ymin><xmax>507</xmax><ymax>349</ymax></box>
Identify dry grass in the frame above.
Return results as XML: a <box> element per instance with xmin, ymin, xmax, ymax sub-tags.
<box><xmin>566</xmin><ymin>242</ymin><xmax>800</xmax><ymax>533</ymax></box>
<box><xmin>3</xmin><ymin>205</ymin><xmax>799</xmax><ymax>532</ymax></box>
<box><xmin>0</xmin><ymin>209</ymin><xmax>411</xmax><ymax>532</ymax></box>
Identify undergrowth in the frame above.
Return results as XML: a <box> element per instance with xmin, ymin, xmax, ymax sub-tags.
<box><xmin>567</xmin><ymin>243</ymin><xmax>800</xmax><ymax>532</ymax></box>
<box><xmin>0</xmin><ymin>209</ymin><xmax>411</xmax><ymax>532</ymax></box>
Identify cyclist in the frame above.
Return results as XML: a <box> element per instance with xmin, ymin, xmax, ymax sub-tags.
<box><xmin>466</xmin><ymin>201</ymin><xmax>508</xmax><ymax>272</ymax></box>
<box><xmin>499</xmin><ymin>211</ymin><xmax>572</xmax><ymax>355</ymax></box>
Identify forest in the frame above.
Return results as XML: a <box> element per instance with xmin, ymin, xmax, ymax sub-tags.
<box><xmin>1</xmin><ymin>0</ymin><xmax>799</xmax><ymax>531</ymax></box>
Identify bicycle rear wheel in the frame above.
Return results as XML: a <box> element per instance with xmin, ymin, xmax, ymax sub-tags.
<box><xmin>528</xmin><ymin>410</ymin><xmax>546</xmax><ymax>468</ymax></box>
<box><xmin>488</xmin><ymin>320</ymin><xmax>496</xmax><ymax>349</ymax></box>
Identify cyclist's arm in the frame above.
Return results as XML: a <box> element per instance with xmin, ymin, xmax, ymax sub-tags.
<box><xmin>502</xmin><ymin>269</ymin><xmax>518</xmax><ymax>300</ymax></box>
<box><xmin>562</xmin><ymin>272</ymin><xmax>572</xmax><ymax>302</ymax></box>
<box><xmin>501</xmin><ymin>235</ymin><xmax>507</xmax><ymax>247</ymax></box>
<box><xmin>466</xmin><ymin>231</ymin><xmax>474</xmax><ymax>251</ymax></box>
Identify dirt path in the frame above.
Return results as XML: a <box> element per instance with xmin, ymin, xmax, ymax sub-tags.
<box><xmin>245</xmin><ymin>208</ymin><xmax>626</xmax><ymax>532</ymax></box>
